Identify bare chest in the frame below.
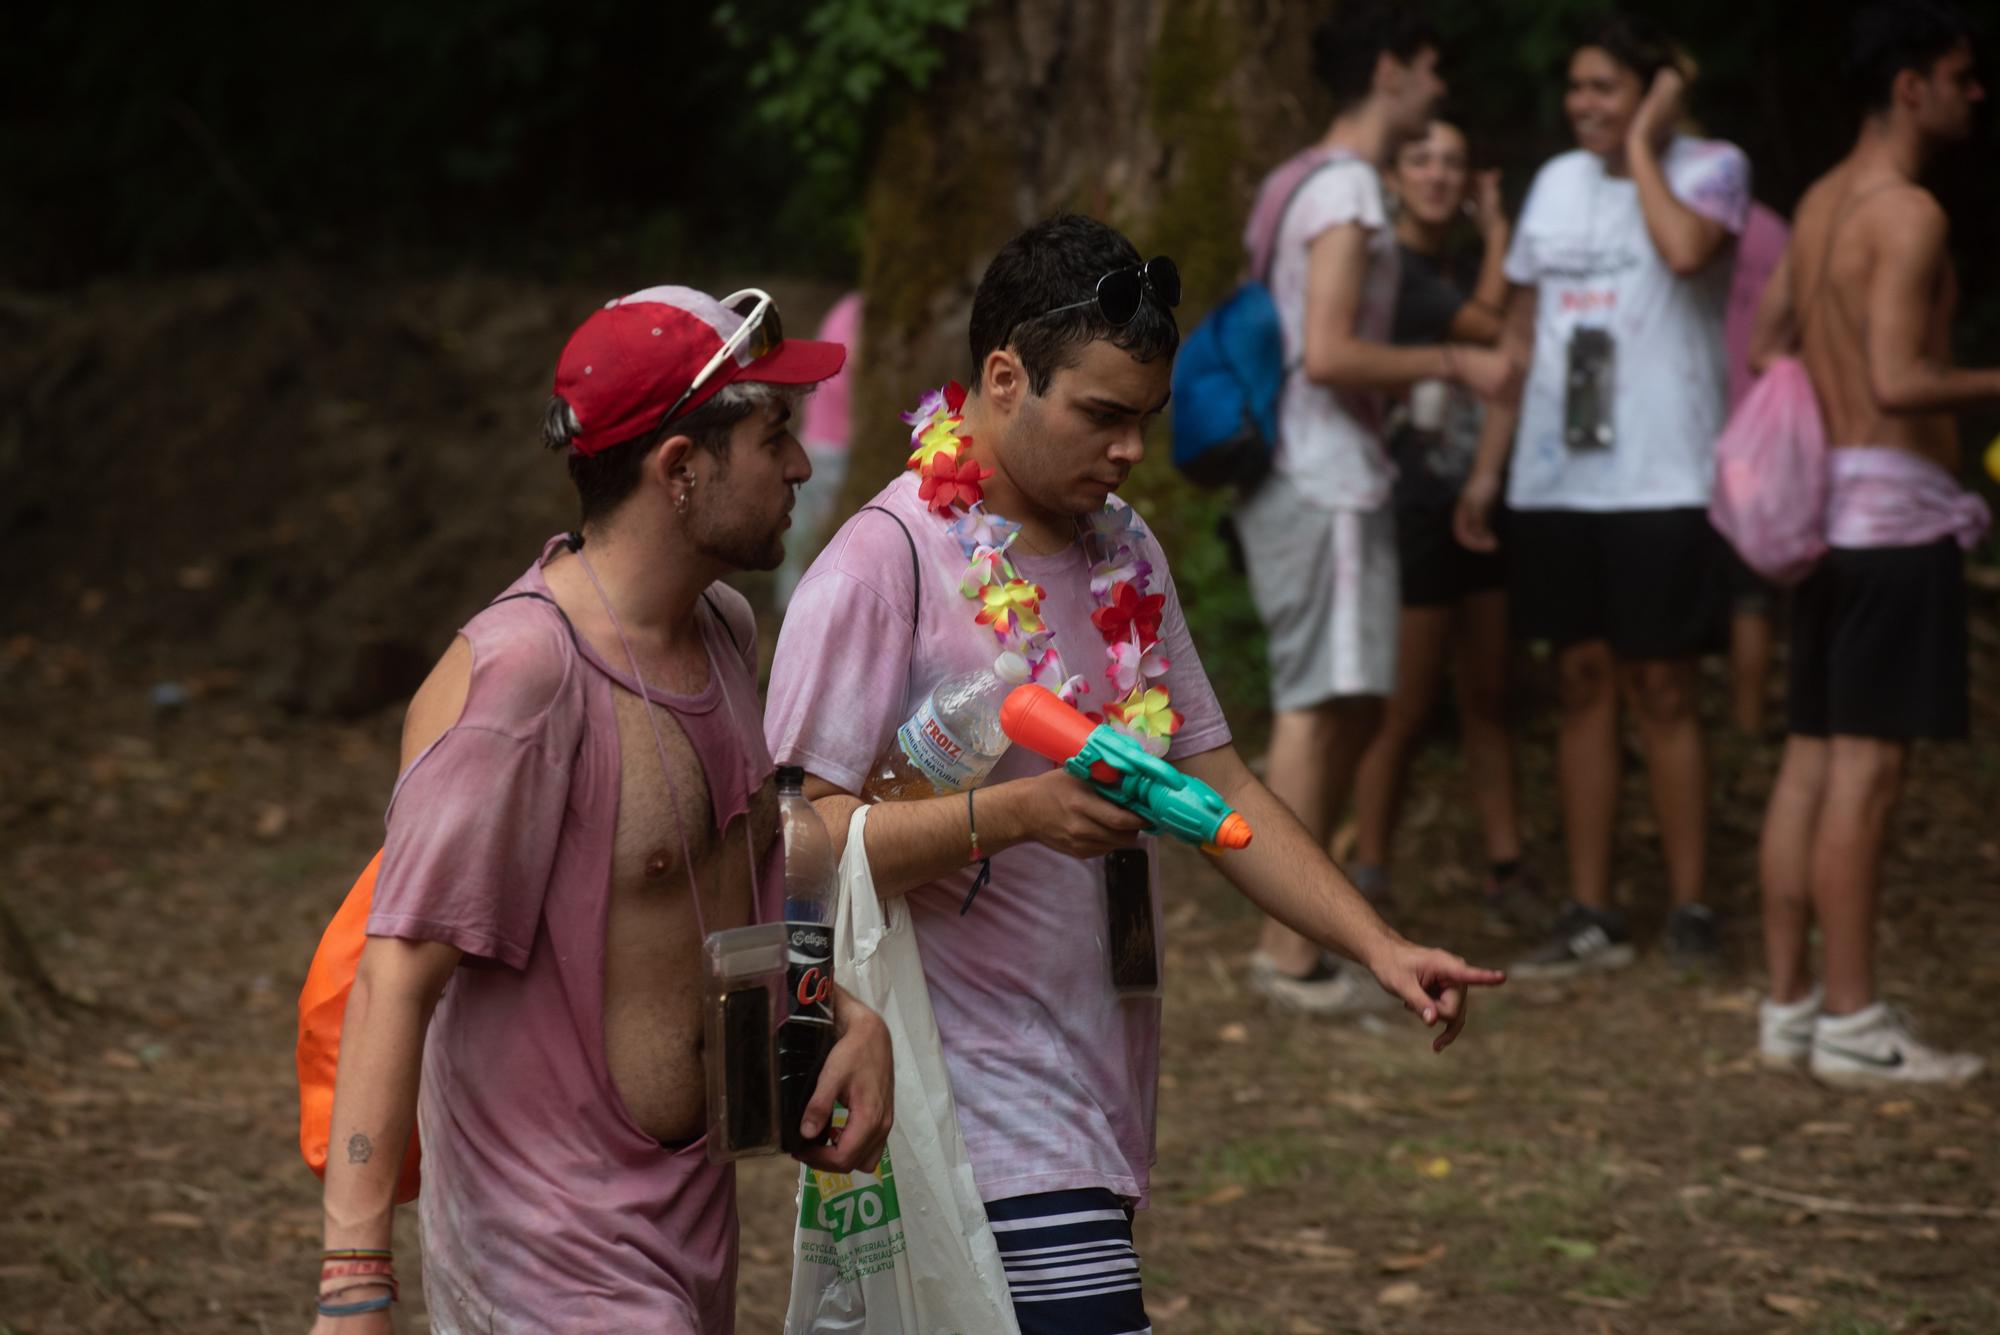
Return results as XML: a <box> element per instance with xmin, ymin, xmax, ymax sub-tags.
<box><xmin>601</xmin><ymin>688</ymin><xmax>778</xmax><ymax>1141</ymax></box>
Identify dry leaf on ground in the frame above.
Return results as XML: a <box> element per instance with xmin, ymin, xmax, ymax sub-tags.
<box><xmin>1378</xmin><ymin>1242</ymin><xmax>1446</xmax><ymax>1273</ymax></box>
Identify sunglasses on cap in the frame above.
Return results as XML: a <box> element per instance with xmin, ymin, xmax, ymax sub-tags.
<box><xmin>1014</xmin><ymin>256</ymin><xmax>1182</xmax><ymax>344</ymax></box>
<box><xmin>661</xmin><ymin>288</ymin><xmax>784</xmax><ymax>423</ymax></box>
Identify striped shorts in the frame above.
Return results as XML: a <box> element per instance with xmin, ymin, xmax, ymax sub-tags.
<box><xmin>986</xmin><ymin>1188</ymin><xmax>1151</xmax><ymax>1335</ymax></box>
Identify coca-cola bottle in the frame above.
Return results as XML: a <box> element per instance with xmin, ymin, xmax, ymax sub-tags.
<box><xmin>776</xmin><ymin>765</ymin><xmax>836</xmax><ymax>1154</ymax></box>
<box><xmin>860</xmin><ymin>658</ymin><xmax>1023</xmax><ymax>801</ymax></box>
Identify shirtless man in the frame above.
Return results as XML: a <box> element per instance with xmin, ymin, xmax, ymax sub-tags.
<box><xmin>309</xmin><ymin>287</ymin><xmax>892</xmax><ymax>1332</ymax></box>
<box><xmin>1750</xmin><ymin>0</ymin><xmax>1992</xmax><ymax>1086</ymax></box>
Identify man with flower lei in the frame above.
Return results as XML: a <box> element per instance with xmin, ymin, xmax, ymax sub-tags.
<box><xmin>766</xmin><ymin>215</ymin><xmax>1502</xmax><ymax>1334</ymax></box>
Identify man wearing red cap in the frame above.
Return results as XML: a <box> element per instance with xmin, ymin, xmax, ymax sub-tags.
<box><xmin>309</xmin><ymin>286</ymin><xmax>892</xmax><ymax>1333</ymax></box>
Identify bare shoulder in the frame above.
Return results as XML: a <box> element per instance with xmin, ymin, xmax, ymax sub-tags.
<box><xmin>1869</xmin><ymin>186</ymin><xmax>1949</xmax><ymax>265</ymax></box>
<box><xmin>1873</xmin><ymin>182</ymin><xmax>1946</xmax><ymax>230</ymax></box>
<box><xmin>402</xmin><ymin>636</ymin><xmax>473</xmax><ymax>768</ymax></box>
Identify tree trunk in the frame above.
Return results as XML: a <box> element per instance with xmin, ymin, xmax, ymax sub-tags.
<box><xmin>845</xmin><ymin>0</ymin><xmax>1327</xmax><ymax>718</ymax></box>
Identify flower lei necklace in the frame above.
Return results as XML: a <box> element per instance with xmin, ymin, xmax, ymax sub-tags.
<box><xmin>901</xmin><ymin>381</ymin><xmax>1183</xmax><ymax>755</ymax></box>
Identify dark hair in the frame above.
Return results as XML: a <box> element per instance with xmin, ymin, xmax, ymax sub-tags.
<box><xmin>1572</xmin><ymin>12</ymin><xmax>1680</xmax><ymax>86</ymax></box>
<box><xmin>967</xmin><ymin>213</ymin><xmax>1179</xmax><ymax>396</ymax></box>
<box><xmin>542</xmin><ymin>381</ymin><xmax>780</xmax><ymax>526</ymax></box>
<box><xmin>1850</xmin><ymin>0</ymin><xmax>1972</xmax><ymax>112</ymax></box>
<box><xmin>1311</xmin><ymin>0</ymin><xmax>1438</xmax><ymax>113</ymax></box>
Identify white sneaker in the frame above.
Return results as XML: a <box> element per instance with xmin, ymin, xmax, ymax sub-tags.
<box><xmin>1757</xmin><ymin>988</ymin><xmax>1820</xmax><ymax>1070</ymax></box>
<box><xmin>1248</xmin><ymin>952</ymin><xmax>1398</xmax><ymax>1017</ymax></box>
<box><xmin>1808</xmin><ymin>1003</ymin><xmax>1986</xmax><ymax>1089</ymax></box>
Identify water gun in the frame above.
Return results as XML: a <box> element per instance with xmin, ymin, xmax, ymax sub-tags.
<box><xmin>999</xmin><ymin>685</ymin><xmax>1253</xmax><ymax>852</ymax></box>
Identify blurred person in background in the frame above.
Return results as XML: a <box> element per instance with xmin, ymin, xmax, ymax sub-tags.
<box><xmin>1457</xmin><ymin>13</ymin><xmax>1752</xmax><ymax>977</ymax></box>
<box><xmin>1750</xmin><ymin>0</ymin><xmax>1990</xmax><ymax>1086</ymax></box>
<box><xmin>1346</xmin><ymin>117</ymin><xmax>1544</xmax><ymax>939</ymax></box>
<box><xmin>1720</xmin><ymin>202</ymin><xmax>1792</xmax><ymax>736</ymax></box>
<box><xmin>775</xmin><ymin>291</ymin><xmax>862</xmax><ymax>610</ymax></box>
<box><xmin>1235</xmin><ymin>0</ymin><xmax>1518</xmax><ymax>1016</ymax></box>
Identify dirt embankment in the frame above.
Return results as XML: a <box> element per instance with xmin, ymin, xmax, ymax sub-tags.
<box><xmin>0</xmin><ymin>271</ymin><xmax>840</xmax><ymax>717</ymax></box>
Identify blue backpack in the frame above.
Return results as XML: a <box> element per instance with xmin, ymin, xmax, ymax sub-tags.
<box><xmin>1171</xmin><ymin>160</ymin><xmax>1339</xmax><ymax>490</ymax></box>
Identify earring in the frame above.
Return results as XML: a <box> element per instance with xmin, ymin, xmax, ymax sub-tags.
<box><xmin>675</xmin><ymin>486</ymin><xmax>691</xmax><ymax>515</ymax></box>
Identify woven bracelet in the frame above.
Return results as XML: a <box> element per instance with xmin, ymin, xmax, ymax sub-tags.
<box><xmin>317</xmin><ymin>1292</ymin><xmax>395</xmax><ymax>1317</ymax></box>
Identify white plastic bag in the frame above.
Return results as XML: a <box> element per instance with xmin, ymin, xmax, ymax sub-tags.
<box><xmin>784</xmin><ymin>806</ymin><xmax>1020</xmax><ymax>1335</ymax></box>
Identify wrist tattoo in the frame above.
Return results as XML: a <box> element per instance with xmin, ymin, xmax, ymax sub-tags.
<box><xmin>346</xmin><ymin>1132</ymin><xmax>375</xmax><ymax>1165</ymax></box>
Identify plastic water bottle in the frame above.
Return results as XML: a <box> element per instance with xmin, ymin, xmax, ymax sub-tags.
<box><xmin>860</xmin><ymin>658</ymin><xmax>1022</xmax><ymax>801</ymax></box>
<box><xmin>777</xmin><ymin>765</ymin><xmax>836</xmax><ymax>1154</ymax></box>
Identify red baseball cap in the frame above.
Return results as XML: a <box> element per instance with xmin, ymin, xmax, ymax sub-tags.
<box><xmin>552</xmin><ymin>285</ymin><xmax>848</xmax><ymax>457</ymax></box>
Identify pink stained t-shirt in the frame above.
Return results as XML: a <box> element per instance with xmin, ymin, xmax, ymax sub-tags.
<box><xmin>366</xmin><ymin>535</ymin><xmax>780</xmax><ymax>1334</ymax></box>
<box><xmin>764</xmin><ymin>470</ymin><xmax>1233</xmax><ymax>1207</ymax></box>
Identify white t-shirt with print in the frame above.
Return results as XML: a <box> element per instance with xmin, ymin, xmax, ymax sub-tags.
<box><xmin>1503</xmin><ymin>136</ymin><xmax>1752</xmax><ymax>512</ymax></box>
<box><xmin>1261</xmin><ymin>152</ymin><xmax>1402</xmax><ymax>511</ymax></box>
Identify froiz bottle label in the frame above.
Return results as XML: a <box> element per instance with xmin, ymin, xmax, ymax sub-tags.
<box><xmin>895</xmin><ymin>697</ymin><xmax>980</xmax><ymax>794</ymax></box>
<box><xmin>786</xmin><ymin>922</ymin><xmax>835</xmax><ymax>1025</ymax></box>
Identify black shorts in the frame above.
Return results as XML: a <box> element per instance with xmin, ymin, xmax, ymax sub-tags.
<box><xmin>1508</xmin><ymin>507</ymin><xmax>1724</xmax><ymax>658</ymax></box>
<box><xmin>1787</xmin><ymin>539</ymin><xmax>1968</xmax><ymax>740</ymax></box>
<box><xmin>1397</xmin><ymin>502</ymin><xmax>1508</xmax><ymax>608</ymax></box>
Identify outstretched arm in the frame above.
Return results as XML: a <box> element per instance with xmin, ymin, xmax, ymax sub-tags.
<box><xmin>1175</xmin><ymin>745</ymin><xmax>1505</xmax><ymax>1052</ymax></box>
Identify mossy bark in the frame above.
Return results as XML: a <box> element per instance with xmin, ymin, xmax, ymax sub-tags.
<box><xmin>849</xmin><ymin>0</ymin><xmax>1325</xmax><ymax>497</ymax></box>
<box><xmin>845</xmin><ymin>0</ymin><xmax>1327</xmax><ymax>720</ymax></box>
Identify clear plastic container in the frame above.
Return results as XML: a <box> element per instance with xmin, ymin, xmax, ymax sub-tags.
<box><xmin>701</xmin><ymin>922</ymin><xmax>786</xmax><ymax>1162</ymax></box>
<box><xmin>861</xmin><ymin>662</ymin><xmax>1016</xmax><ymax>801</ymax></box>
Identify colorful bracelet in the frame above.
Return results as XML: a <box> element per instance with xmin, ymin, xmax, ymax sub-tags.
<box><xmin>317</xmin><ymin>1292</ymin><xmax>395</xmax><ymax>1317</ymax></box>
<box><xmin>320</xmin><ymin>1260</ymin><xmax>397</xmax><ymax>1280</ymax></box>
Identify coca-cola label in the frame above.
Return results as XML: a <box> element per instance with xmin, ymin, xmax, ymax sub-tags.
<box><xmin>895</xmin><ymin>697</ymin><xmax>980</xmax><ymax>793</ymax></box>
<box><xmin>786</xmin><ymin>920</ymin><xmax>834</xmax><ymax>1024</ymax></box>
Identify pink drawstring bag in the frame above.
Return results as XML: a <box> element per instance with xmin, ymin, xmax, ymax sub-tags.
<box><xmin>1709</xmin><ymin>356</ymin><xmax>1828</xmax><ymax>584</ymax></box>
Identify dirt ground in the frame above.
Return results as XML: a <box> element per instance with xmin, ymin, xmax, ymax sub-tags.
<box><xmin>4</xmin><ymin>273</ymin><xmax>1999</xmax><ymax>1333</ymax></box>
<box><xmin>4</xmin><ymin>618</ymin><xmax>1998</xmax><ymax>1334</ymax></box>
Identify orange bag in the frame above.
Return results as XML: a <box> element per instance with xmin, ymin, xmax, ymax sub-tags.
<box><xmin>296</xmin><ymin>850</ymin><xmax>422</xmax><ymax>1203</ymax></box>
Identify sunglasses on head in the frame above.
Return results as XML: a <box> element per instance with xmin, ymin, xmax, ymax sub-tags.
<box><xmin>661</xmin><ymin>288</ymin><xmax>783</xmax><ymax>424</ymax></box>
<box><xmin>1007</xmin><ymin>256</ymin><xmax>1182</xmax><ymax>346</ymax></box>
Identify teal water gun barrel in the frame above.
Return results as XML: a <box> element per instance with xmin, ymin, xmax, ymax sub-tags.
<box><xmin>998</xmin><ymin>685</ymin><xmax>1253</xmax><ymax>851</ymax></box>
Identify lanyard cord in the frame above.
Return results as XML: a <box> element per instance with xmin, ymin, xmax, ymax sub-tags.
<box><xmin>571</xmin><ymin>546</ymin><xmax>759</xmax><ymax>943</ymax></box>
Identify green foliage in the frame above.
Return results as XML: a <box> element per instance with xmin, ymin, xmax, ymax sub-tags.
<box><xmin>714</xmin><ymin>0</ymin><xmax>982</xmax><ymax>199</ymax></box>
